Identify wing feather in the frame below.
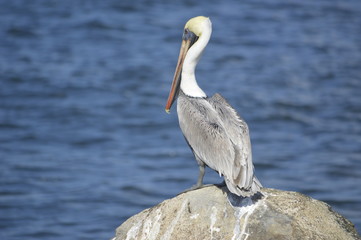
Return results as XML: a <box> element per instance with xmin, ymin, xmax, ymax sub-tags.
<box><xmin>177</xmin><ymin>92</ymin><xmax>261</xmax><ymax>196</ymax></box>
<box><xmin>208</xmin><ymin>93</ymin><xmax>255</xmax><ymax>190</ymax></box>
<box><xmin>177</xmin><ymin>94</ymin><xmax>234</xmax><ymax>176</ymax></box>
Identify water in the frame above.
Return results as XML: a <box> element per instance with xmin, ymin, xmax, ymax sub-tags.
<box><xmin>1</xmin><ymin>0</ymin><xmax>360</xmax><ymax>239</ymax></box>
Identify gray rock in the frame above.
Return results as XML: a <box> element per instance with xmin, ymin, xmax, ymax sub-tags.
<box><xmin>114</xmin><ymin>186</ymin><xmax>360</xmax><ymax>240</ymax></box>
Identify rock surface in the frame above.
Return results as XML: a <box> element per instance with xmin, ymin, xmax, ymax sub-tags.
<box><xmin>114</xmin><ymin>186</ymin><xmax>360</xmax><ymax>240</ymax></box>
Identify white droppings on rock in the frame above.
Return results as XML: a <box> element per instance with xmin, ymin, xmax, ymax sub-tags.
<box><xmin>190</xmin><ymin>213</ymin><xmax>199</xmax><ymax>219</ymax></box>
<box><xmin>126</xmin><ymin>220</ymin><xmax>142</xmax><ymax>240</ymax></box>
<box><xmin>161</xmin><ymin>199</ymin><xmax>188</xmax><ymax>240</ymax></box>
<box><xmin>223</xmin><ymin>206</ymin><xmax>228</xmax><ymax>218</ymax></box>
<box><xmin>140</xmin><ymin>208</ymin><xmax>162</xmax><ymax>240</ymax></box>
<box><xmin>210</xmin><ymin>206</ymin><xmax>220</xmax><ymax>238</ymax></box>
<box><xmin>140</xmin><ymin>218</ymin><xmax>151</xmax><ymax>239</ymax></box>
<box><xmin>232</xmin><ymin>197</ymin><xmax>264</xmax><ymax>240</ymax></box>
<box><xmin>150</xmin><ymin>209</ymin><xmax>162</xmax><ymax>240</ymax></box>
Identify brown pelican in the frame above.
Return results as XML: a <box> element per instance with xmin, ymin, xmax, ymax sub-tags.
<box><xmin>165</xmin><ymin>16</ymin><xmax>262</xmax><ymax>197</ymax></box>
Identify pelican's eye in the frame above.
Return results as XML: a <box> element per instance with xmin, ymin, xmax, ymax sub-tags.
<box><xmin>182</xmin><ymin>28</ymin><xmax>196</xmax><ymax>41</ymax></box>
<box><xmin>183</xmin><ymin>28</ymin><xmax>190</xmax><ymax>38</ymax></box>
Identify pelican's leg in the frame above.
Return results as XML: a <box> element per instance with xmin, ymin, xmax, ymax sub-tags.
<box><xmin>195</xmin><ymin>163</ymin><xmax>205</xmax><ymax>188</ymax></box>
<box><xmin>178</xmin><ymin>162</ymin><xmax>213</xmax><ymax>195</ymax></box>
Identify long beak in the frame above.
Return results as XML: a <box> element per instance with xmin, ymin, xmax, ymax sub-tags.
<box><xmin>165</xmin><ymin>39</ymin><xmax>192</xmax><ymax>113</ymax></box>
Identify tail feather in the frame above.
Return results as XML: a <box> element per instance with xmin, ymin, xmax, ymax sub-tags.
<box><xmin>225</xmin><ymin>176</ymin><xmax>262</xmax><ymax>197</ymax></box>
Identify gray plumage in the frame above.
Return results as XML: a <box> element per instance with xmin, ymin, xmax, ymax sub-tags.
<box><xmin>177</xmin><ymin>90</ymin><xmax>262</xmax><ymax>196</ymax></box>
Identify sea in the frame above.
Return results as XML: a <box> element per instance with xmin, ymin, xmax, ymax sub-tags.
<box><xmin>0</xmin><ymin>0</ymin><xmax>360</xmax><ymax>239</ymax></box>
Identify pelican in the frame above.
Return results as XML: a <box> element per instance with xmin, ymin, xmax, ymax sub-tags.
<box><xmin>165</xmin><ymin>16</ymin><xmax>262</xmax><ymax>197</ymax></box>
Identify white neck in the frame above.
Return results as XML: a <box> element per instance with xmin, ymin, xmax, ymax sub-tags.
<box><xmin>181</xmin><ymin>19</ymin><xmax>212</xmax><ymax>98</ymax></box>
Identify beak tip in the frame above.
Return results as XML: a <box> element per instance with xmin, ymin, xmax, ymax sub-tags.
<box><xmin>165</xmin><ymin>108</ymin><xmax>171</xmax><ymax>114</ymax></box>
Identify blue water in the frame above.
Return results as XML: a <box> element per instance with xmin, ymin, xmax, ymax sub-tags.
<box><xmin>1</xmin><ymin>0</ymin><xmax>360</xmax><ymax>239</ymax></box>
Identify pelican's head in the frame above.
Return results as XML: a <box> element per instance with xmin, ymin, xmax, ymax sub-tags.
<box><xmin>184</xmin><ymin>16</ymin><xmax>209</xmax><ymax>37</ymax></box>
<box><xmin>165</xmin><ymin>16</ymin><xmax>211</xmax><ymax>113</ymax></box>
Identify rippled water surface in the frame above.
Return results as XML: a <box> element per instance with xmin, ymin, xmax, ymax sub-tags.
<box><xmin>1</xmin><ymin>0</ymin><xmax>361</xmax><ymax>239</ymax></box>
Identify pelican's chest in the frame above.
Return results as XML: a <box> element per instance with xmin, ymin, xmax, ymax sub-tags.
<box><xmin>177</xmin><ymin>93</ymin><xmax>220</xmax><ymax>135</ymax></box>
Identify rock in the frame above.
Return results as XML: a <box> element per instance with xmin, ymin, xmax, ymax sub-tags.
<box><xmin>114</xmin><ymin>186</ymin><xmax>360</xmax><ymax>240</ymax></box>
